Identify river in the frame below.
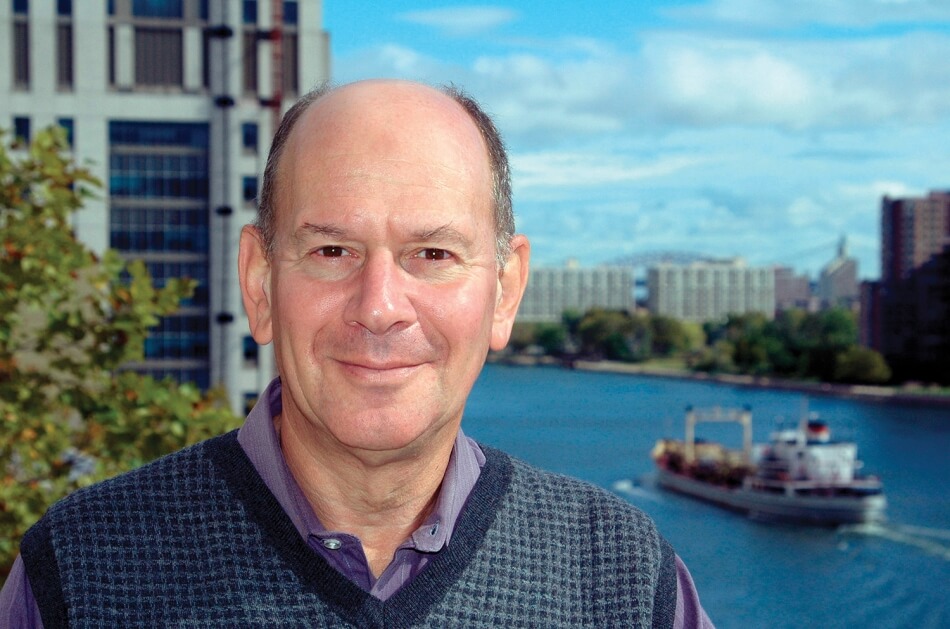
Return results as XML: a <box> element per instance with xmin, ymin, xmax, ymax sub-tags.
<box><xmin>462</xmin><ymin>364</ymin><xmax>950</xmax><ymax>629</ymax></box>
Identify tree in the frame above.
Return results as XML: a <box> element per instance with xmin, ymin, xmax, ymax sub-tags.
<box><xmin>534</xmin><ymin>323</ymin><xmax>567</xmax><ymax>355</ymax></box>
<box><xmin>833</xmin><ymin>346</ymin><xmax>892</xmax><ymax>384</ymax></box>
<box><xmin>0</xmin><ymin>128</ymin><xmax>241</xmax><ymax>578</ymax></box>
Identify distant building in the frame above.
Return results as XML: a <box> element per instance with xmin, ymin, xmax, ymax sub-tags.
<box><xmin>1</xmin><ymin>0</ymin><xmax>330</xmax><ymax>411</ymax></box>
<box><xmin>647</xmin><ymin>258</ymin><xmax>775</xmax><ymax>323</ymax></box>
<box><xmin>518</xmin><ymin>260</ymin><xmax>634</xmax><ymax>322</ymax></box>
<box><xmin>816</xmin><ymin>236</ymin><xmax>859</xmax><ymax>310</ymax></box>
<box><xmin>866</xmin><ymin>191</ymin><xmax>950</xmax><ymax>382</ymax></box>
<box><xmin>774</xmin><ymin>266</ymin><xmax>815</xmax><ymax>313</ymax></box>
<box><xmin>881</xmin><ymin>191</ymin><xmax>950</xmax><ymax>282</ymax></box>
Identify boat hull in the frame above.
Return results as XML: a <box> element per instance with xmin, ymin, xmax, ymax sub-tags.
<box><xmin>656</xmin><ymin>468</ymin><xmax>887</xmax><ymax>525</ymax></box>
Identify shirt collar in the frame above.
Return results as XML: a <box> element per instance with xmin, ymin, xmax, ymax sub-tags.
<box><xmin>237</xmin><ymin>377</ymin><xmax>484</xmax><ymax>549</ymax></box>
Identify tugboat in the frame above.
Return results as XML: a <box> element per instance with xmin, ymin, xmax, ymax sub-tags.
<box><xmin>652</xmin><ymin>406</ymin><xmax>887</xmax><ymax>525</ymax></box>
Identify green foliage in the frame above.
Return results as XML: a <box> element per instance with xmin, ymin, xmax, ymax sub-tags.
<box><xmin>525</xmin><ymin>303</ymin><xmax>888</xmax><ymax>385</ymax></box>
<box><xmin>577</xmin><ymin>309</ymin><xmax>651</xmax><ymax>361</ymax></box>
<box><xmin>833</xmin><ymin>346</ymin><xmax>892</xmax><ymax>384</ymax></box>
<box><xmin>534</xmin><ymin>323</ymin><xmax>567</xmax><ymax>355</ymax></box>
<box><xmin>696</xmin><ymin>308</ymin><xmax>883</xmax><ymax>383</ymax></box>
<box><xmin>0</xmin><ymin>128</ymin><xmax>241</xmax><ymax>578</ymax></box>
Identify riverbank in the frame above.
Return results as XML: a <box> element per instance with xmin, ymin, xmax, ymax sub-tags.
<box><xmin>488</xmin><ymin>354</ymin><xmax>950</xmax><ymax>408</ymax></box>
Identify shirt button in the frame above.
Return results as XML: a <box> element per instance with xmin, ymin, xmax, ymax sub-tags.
<box><xmin>322</xmin><ymin>538</ymin><xmax>342</xmax><ymax>550</ymax></box>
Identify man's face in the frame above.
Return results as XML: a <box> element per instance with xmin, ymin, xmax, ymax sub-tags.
<box><xmin>240</xmin><ymin>82</ymin><xmax>527</xmax><ymax>460</ymax></box>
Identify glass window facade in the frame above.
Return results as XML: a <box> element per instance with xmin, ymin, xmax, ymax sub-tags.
<box><xmin>57</xmin><ymin>0</ymin><xmax>72</xmax><ymax>15</ymax></box>
<box><xmin>110</xmin><ymin>207</ymin><xmax>210</xmax><ymax>255</ymax></box>
<box><xmin>109</xmin><ymin>121</ymin><xmax>211</xmax><ymax>388</ymax></box>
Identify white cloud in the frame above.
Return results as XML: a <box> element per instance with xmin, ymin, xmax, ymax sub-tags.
<box><xmin>512</xmin><ymin>152</ymin><xmax>704</xmax><ymax>191</ymax></box>
<box><xmin>664</xmin><ymin>0</ymin><xmax>950</xmax><ymax>28</ymax></box>
<box><xmin>397</xmin><ymin>6</ymin><xmax>518</xmax><ymax>37</ymax></box>
<box><xmin>329</xmin><ymin>1</ymin><xmax>950</xmax><ymax>279</ymax></box>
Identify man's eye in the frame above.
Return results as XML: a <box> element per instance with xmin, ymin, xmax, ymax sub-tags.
<box><xmin>416</xmin><ymin>248</ymin><xmax>452</xmax><ymax>261</ymax></box>
<box><xmin>315</xmin><ymin>246</ymin><xmax>348</xmax><ymax>257</ymax></box>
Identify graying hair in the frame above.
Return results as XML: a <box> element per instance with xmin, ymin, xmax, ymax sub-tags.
<box><xmin>254</xmin><ymin>82</ymin><xmax>515</xmax><ymax>267</ymax></box>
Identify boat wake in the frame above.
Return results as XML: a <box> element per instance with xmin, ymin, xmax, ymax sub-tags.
<box><xmin>839</xmin><ymin>522</ymin><xmax>950</xmax><ymax>561</ymax></box>
<box><xmin>612</xmin><ymin>478</ymin><xmax>663</xmax><ymax>503</ymax></box>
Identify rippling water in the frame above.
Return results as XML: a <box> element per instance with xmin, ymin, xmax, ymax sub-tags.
<box><xmin>463</xmin><ymin>364</ymin><xmax>950</xmax><ymax>629</ymax></box>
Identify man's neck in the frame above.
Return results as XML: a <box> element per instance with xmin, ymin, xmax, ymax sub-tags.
<box><xmin>276</xmin><ymin>412</ymin><xmax>457</xmax><ymax>577</ymax></box>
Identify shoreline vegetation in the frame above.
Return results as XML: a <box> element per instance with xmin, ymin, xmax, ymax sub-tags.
<box><xmin>499</xmin><ymin>307</ymin><xmax>949</xmax><ymax>409</ymax></box>
<box><xmin>487</xmin><ymin>354</ymin><xmax>950</xmax><ymax>409</ymax></box>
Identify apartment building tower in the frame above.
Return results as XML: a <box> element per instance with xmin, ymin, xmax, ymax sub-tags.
<box><xmin>1</xmin><ymin>0</ymin><xmax>330</xmax><ymax>411</ymax></box>
<box><xmin>865</xmin><ymin>191</ymin><xmax>950</xmax><ymax>382</ymax></box>
<box><xmin>518</xmin><ymin>260</ymin><xmax>634</xmax><ymax>323</ymax></box>
<box><xmin>647</xmin><ymin>258</ymin><xmax>775</xmax><ymax>323</ymax></box>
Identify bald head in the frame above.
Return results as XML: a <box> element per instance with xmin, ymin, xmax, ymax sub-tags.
<box><xmin>255</xmin><ymin>80</ymin><xmax>514</xmax><ymax>266</ymax></box>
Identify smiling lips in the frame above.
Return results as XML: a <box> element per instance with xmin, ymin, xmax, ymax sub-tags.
<box><xmin>336</xmin><ymin>358</ymin><xmax>426</xmax><ymax>382</ymax></box>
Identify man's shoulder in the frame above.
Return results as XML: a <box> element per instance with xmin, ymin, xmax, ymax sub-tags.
<box><xmin>42</xmin><ymin>430</ymin><xmax>241</xmax><ymax>521</ymax></box>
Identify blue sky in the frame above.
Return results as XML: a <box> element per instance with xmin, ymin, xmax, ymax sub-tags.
<box><xmin>324</xmin><ymin>0</ymin><xmax>950</xmax><ymax>279</ymax></box>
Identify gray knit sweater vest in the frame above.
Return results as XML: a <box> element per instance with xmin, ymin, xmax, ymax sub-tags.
<box><xmin>22</xmin><ymin>431</ymin><xmax>677</xmax><ymax>628</ymax></box>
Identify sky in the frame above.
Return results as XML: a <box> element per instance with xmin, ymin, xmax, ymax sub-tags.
<box><xmin>323</xmin><ymin>0</ymin><xmax>950</xmax><ymax>279</ymax></box>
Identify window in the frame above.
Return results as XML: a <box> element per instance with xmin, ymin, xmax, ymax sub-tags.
<box><xmin>284</xmin><ymin>1</ymin><xmax>297</xmax><ymax>25</ymax></box>
<box><xmin>243</xmin><ymin>336</ymin><xmax>258</xmax><ymax>362</ymax></box>
<box><xmin>13</xmin><ymin>0</ymin><xmax>28</xmax><ymax>14</ymax></box>
<box><xmin>241</xmin><ymin>122</ymin><xmax>258</xmax><ymax>152</ymax></box>
<box><xmin>243</xmin><ymin>176</ymin><xmax>258</xmax><ymax>203</ymax></box>
<box><xmin>132</xmin><ymin>0</ymin><xmax>183</xmax><ymax>18</ymax></box>
<box><xmin>243</xmin><ymin>0</ymin><xmax>257</xmax><ymax>24</ymax></box>
<box><xmin>135</xmin><ymin>27</ymin><xmax>183</xmax><ymax>86</ymax></box>
<box><xmin>57</xmin><ymin>117</ymin><xmax>74</xmax><ymax>147</ymax></box>
<box><xmin>13</xmin><ymin>117</ymin><xmax>30</xmax><ymax>145</ymax></box>
<box><xmin>13</xmin><ymin>15</ymin><xmax>29</xmax><ymax>88</ymax></box>
<box><xmin>57</xmin><ymin>0</ymin><xmax>71</xmax><ymax>15</ymax></box>
<box><xmin>282</xmin><ymin>32</ymin><xmax>298</xmax><ymax>95</ymax></box>
<box><xmin>57</xmin><ymin>23</ymin><xmax>74</xmax><ymax>89</ymax></box>
<box><xmin>242</xmin><ymin>31</ymin><xmax>258</xmax><ymax>94</ymax></box>
<box><xmin>243</xmin><ymin>392</ymin><xmax>258</xmax><ymax>415</ymax></box>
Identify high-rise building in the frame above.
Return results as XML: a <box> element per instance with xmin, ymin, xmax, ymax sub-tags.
<box><xmin>773</xmin><ymin>265</ymin><xmax>814</xmax><ymax>313</ymax></box>
<box><xmin>518</xmin><ymin>260</ymin><xmax>634</xmax><ymax>322</ymax></box>
<box><xmin>868</xmin><ymin>191</ymin><xmax>950</xmax><ymax>382</ymax></box>
<box><xmin>647</xmin><ymin>258</ymin><xmax>775</xmax><ymax>323</ymax></box>
<box><xmin>816</xmin><ymin>236</ymin><xmax>858</xmax><ymax>310</ymax></box>
<box><xmin>1</xmin><ymin>0</ymin><xmax>330</xmax><ymax>411</ymax></box>
<box><xmin>881</xmin><ymin>191</ymin><xmax>950</xmax><ymax>282</ymax></box>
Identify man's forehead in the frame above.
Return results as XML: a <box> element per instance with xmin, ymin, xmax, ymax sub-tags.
<box><xmin>290</xmin><ymin>82</ymin><xmax>485</xmax><ymax>159</ymax></box>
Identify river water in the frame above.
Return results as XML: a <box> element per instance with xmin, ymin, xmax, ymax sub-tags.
<box><xmin>462</xmin><ymin>364</ymin><xmax>950</xmax><ymax>629</ymax></box>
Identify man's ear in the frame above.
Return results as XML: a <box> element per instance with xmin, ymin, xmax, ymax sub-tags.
<box><xmin>490</xmin><ymin>234</ymin><xmax>530</xmax><ymax>351</ymax></box>
<box><xmin>238</xmin><ymin>225</ymin><xmax>275</xmax><ymax>345</ymax></box>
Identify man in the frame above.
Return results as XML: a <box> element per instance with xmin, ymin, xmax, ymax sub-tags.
<box><xmin>1</xmin><ymin>80</ymin><xmax>712</xmax><ymax>627</ymax></box>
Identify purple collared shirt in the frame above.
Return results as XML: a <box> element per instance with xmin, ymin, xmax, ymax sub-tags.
<box><xmin>0</xmin><ymin>378</ymin><xmax>713</xmax><ymax>627</ymax></box>
<box><xmin>236</xmin><ymin>378</ymin><xmax>486</xmax><ymax>600</ymax></box>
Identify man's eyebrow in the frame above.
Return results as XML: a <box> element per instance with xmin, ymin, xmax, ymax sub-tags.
<box><xmin>294</xmin><ymin>222</ymin><xmax>347</xmax><ymax>241</ymax></box>
<box><xmin>412</xmin><ymin>224</ymin><xmax>473</xmax><ymax>248</ymax></box>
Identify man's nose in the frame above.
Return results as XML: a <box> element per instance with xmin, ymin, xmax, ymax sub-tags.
<box><xmin>343</xmin><ymin>252</ymin><xmax>417</xmax><ymax>335</ymax></box>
